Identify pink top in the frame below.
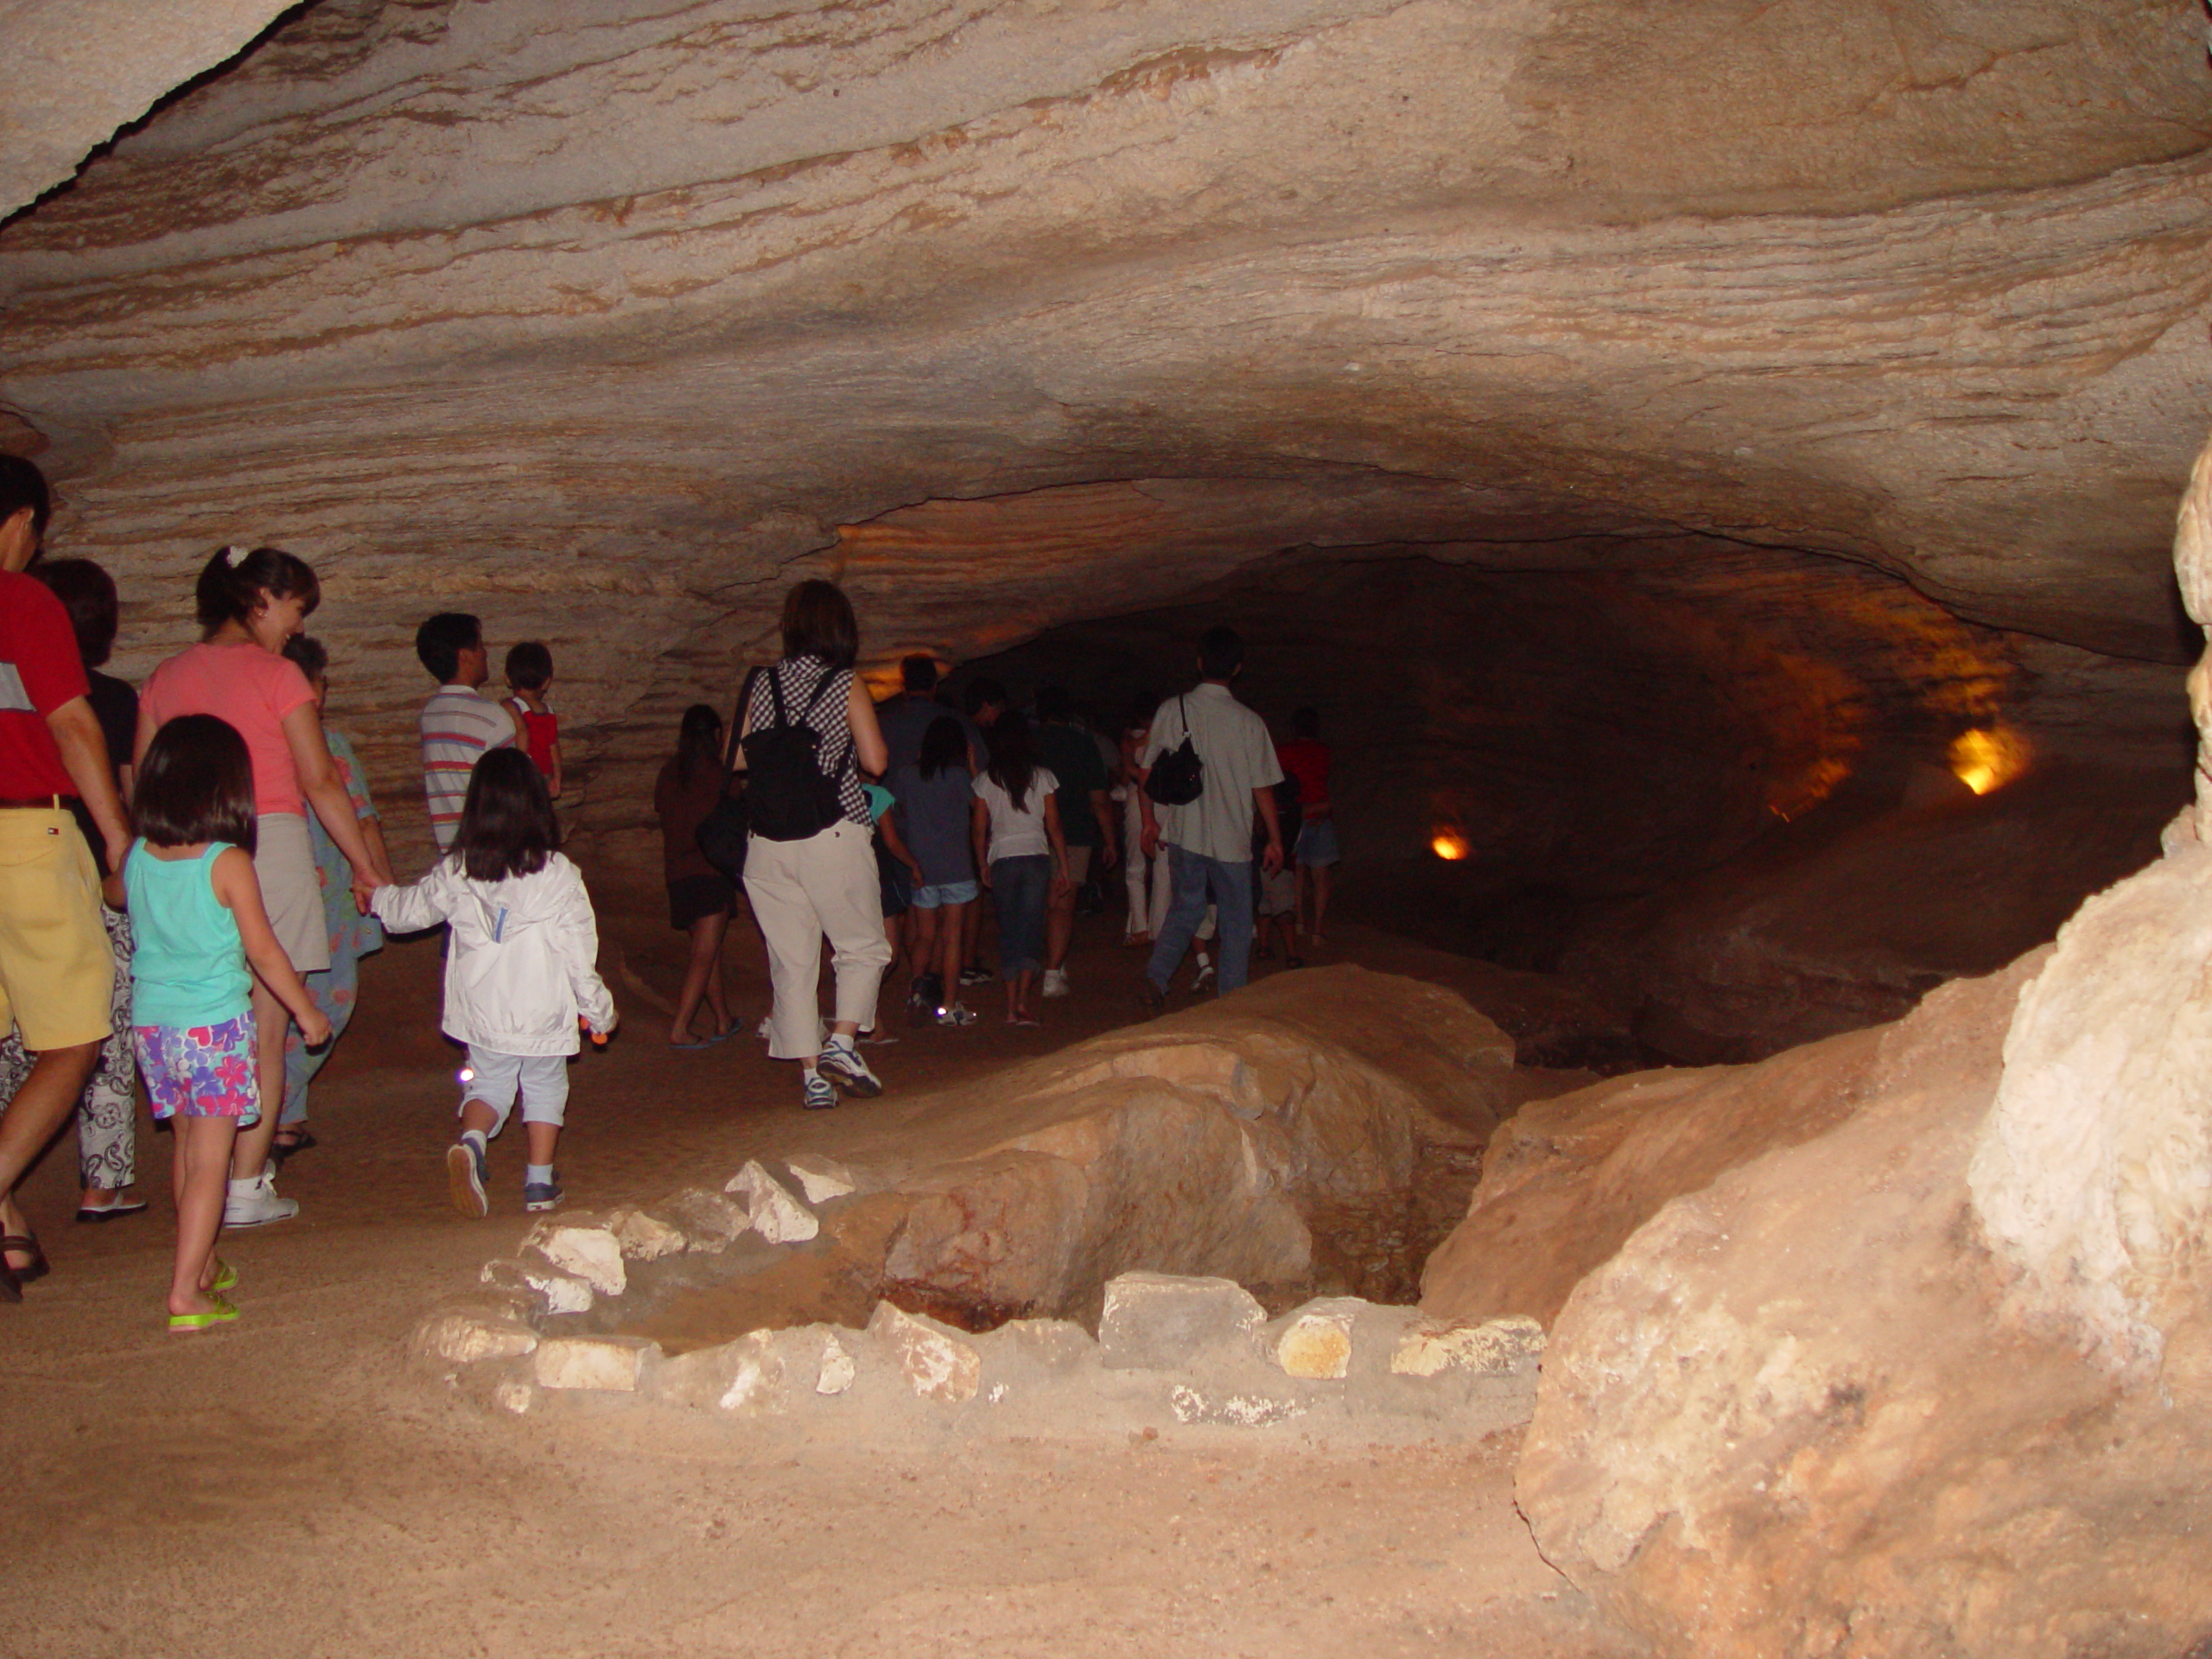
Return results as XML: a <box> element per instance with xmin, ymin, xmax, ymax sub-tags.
<box><xmin>141</xmin><ymin>640</ymin><xmax>318</xmax><ymax>817</ymax></box>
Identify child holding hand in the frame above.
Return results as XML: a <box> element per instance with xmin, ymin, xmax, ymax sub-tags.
<box><xmin>128</xmin><ymin>715</ymin><xmax>332</xmax><ymax>1332</ymax></box>
<box><xmin>372</xmin><ymin>748</ymin><xmax>613</xmax><ymax>1217</ymax></box>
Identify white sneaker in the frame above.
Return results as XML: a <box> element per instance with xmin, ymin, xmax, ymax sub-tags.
<box><xmin>1041</xmin><ymin>969</ymin><xmax>1071</xmax><ymax>999</ymax></box>
<box><xmin>816</xmin><ymin>1039</ymin><xmax>883</xmax><ymax>1098</ymax></box>
<box><xmin>1192</xmin><ymin>957</ymin><xmax>1216</xmax><ymax>991</ymax></box>
<box><xmin>224</xmin><ymin>1169</ymin><xmax>299</xmax><ymax>1228</ymax></box>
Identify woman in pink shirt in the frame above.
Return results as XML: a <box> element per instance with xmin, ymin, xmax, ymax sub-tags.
<box><xmin>137</xmin><ymin>546</ymin><xmax>392</xmax><ymax>1227</ymax></box>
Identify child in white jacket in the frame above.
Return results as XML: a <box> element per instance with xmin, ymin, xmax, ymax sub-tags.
<box><xmin>373</xmin><ymin>749</ymin><xmax>615</xmax><ymax>1217</ymax></box>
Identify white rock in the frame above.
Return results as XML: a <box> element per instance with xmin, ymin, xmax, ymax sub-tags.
<box><xmin>1098</xmin><ymin>1272</ymin><xmax>1265</xmax><ymax>1370</ymax></box>
<box><xmin>784</xmin><ymin>1153</ymin><xmax>859</xmax><ymax>1205</ymax></box>
<box><xmin>717</xmin><ymin>1332</ymin><xmax>785</xmax><ymax>1414</ymax></box>
<box><xmin>817</xmin><ymin>1333</ymin><xmax>857</xmax><ymax>1395</ymax></box>
<box><xmin>493</xmin><ymin>1381</ymin><xmax>534</xmax><ymax>1414</ymax></box>
<box><xmin>725</xmin><ymin>1159</ymin><xmax>820</xmax><ymax>1243</ymax></box>
<box><xmin>1391</xmin><ymin>1315</ymin><xmax>1548</xmax><ymax>1377</ymax></box>
<box><xmin>510</xmin><ymin>1262</ymin><xmax>594</xmax><ymax>1315</ymax></box>
<box><xmin>416</xmin><ymin>1308</ymin><xmax>538</xmax><ymax>1366</ymax></box>
<box><xmin>526</xmin><ymin>1225</ymin><xmax>627</xmax><ymax>1296</ymax></box>
<box><xmin>609</xmin><ymin>1208</ymin><xmax>688</xmax><ymax>1261</ymax></box>
<box><xmin>533</xmin><ymin>1336</ymin><xmax>655</xmax><ymax>1391</ymax></box>
<box><xmin>1271</xmin><ymin>1296</ymin><xmax>1367</xmax><ymax>1380</ymax></box>
<box><xmin>869</xmin><ymin>1302</ymin><xmax>982</xmax><ymax>1403</ymax></box>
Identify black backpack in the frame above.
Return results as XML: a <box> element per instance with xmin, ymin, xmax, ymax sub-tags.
<box><xmin>693</xmin><ymin>670</ymin><xmax>757</xmax><ymax>880</ymax></box>
<box><xmin>1143</xmin><ymin>695</ymin><xmax>1205</xmax><ymax>806</ymax></box>
<box><xmin>740</xmin><ymin>664</ymin><xmax>848</xmax><ymax>842</ymax></box>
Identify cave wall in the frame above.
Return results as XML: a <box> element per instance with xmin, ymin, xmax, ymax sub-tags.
<box><xmin>0</xmin><ymin>0</ymin><xmax>2206</xmax><ymax>875</ymax></box>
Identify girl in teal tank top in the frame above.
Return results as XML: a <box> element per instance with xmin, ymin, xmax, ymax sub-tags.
<box><xmin>126</xmin><ymin>715</ymin><xmax>329</xmax><ymax>1332</ymax></box>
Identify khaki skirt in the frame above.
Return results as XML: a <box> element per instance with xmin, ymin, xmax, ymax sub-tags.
<box><xmin>255</xmin><ymin>813</ymin><xmax>331</xmax><ymax>975</ymax></box>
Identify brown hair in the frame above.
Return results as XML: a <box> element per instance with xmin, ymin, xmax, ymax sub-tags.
<box><xmin>451</xmin><ymin>747</ymin><xmax>559</xmax><ymax>883</ymax></box>
<box><xmin>779</xmin><ymin>580</ymin><xmax>858</xmax><ymax>669</ymax></box>
<box><xmin>194</xmin><ymin>545</ymin><xmax>321</xmax><ymax>635</ymax></box>
<box><xmin>30</xmin><ymin>557</ymin><xmax>118</xmax><ymax>667</ymax></box>
<box><xmin>134</xmin><ymin>715</ymin><xmax>258</xmax><ymax>854</ymax></box>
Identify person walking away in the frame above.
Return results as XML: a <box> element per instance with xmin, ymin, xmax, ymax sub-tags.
<box><xmin>0</xmin><ymin>558</ymin><xmax>144</xmax><ymax>1223</ymax></box>
<box><xmin>955</xmin><ymin>677</ymin><xmax>1009</xmax><ymax>990</ymax></box>
<box><xmin>128</xmin><ymin>715</ymin><xmax>331</xmax><ymax>1328</ymax></box>
<box><xmin>137</xmin><ymin>546</ymin><xmax>390</xmax><ymax>1229</ymax></box>
<box><xmin>0</xmin><ymin>458</ymin><xmax>133</xmax><ymax>1300</ymax></box>
<box><xmin>971</xmin><ymin>713</ymin><xmax>1070</xmax><ymax>1027</ymax></box>
<box><xmin>502</xmin><ymin>640</ymin><xmax>563</xmax><ymax>798</ymax></box>
<box><xmin>1136</xmin><ymin>626</ymin><xmax>1284</xmax><ymax>1008</ymax></box>
<box><xmin>735</xmin><ymin>581</ymin><xmax>893</xmax><ymax>1110</ymax></box>
<box><xmin>1278</xmin><ymin>705</ymin><xmax>1338</xmax><ymax>946</ymax></box>
<box><xmin>415</xmin><ymin>613</ymin><xmax>518</xmax><ymax>854</ymax></box>
<box><xmin>654</xmin><ymin>704</ymin><xmax>738</xmax><ymax>1047</ymax></box>
<box><xmin>1034</xmin><ymin>686</ymin><xmax>1116</xmax><ymax>998</ymax></box>
<box><xmin>371</xmin><ymin>749</ymin><xmax>615</xmax><ymax>1216</ymax></box>
<box><xmin>1117</xmin><ymin>692</ymin><xmax>1169</xmax><ymax>946</ymax></box>
<box><xmin>892</xmin><ymin>715</ymin><xmax>982</xmax><ymax>1026</ymax></box>
<box><xmin>270</xmin><ymin>636</ymin><xmax>389</xmax><ymax>1161</ymax></box>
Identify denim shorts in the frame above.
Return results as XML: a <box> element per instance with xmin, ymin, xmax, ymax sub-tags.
<box><xmin>135</xmin><ymin>1014</ymin><xmax>258</xmax><ymax>1122</ymax></box>
<box><xmin>1294</xmin><ymin>819</ymin><xmax>1340</xmax><ymax>867</ymax></box>
<box><xmin>912</xmin><ymin>879</ymin><xmax>980</xmax><ymax>909</ymax></box>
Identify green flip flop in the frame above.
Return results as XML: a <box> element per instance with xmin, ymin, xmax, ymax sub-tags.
<box><xmin>168</xmin><ymin>1294</ymin><xmax>238</xmax><ymax>1332</ymax></box>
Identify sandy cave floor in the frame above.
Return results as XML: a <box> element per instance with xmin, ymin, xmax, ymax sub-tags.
<box><xmin>0</xmin><ymin>882</ymin><xmax>1641</xmax><ymax>1659</ymax></box>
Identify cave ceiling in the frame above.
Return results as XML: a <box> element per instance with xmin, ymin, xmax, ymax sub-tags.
<box><xmin>1</xmin><ymin>0</ymin><xmax>2209</xmax><ymax>848</ymax></box>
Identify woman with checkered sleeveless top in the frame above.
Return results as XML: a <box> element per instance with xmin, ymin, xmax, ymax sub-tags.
<box><xmin>736</xmin><ymin>582</ymin><xmax>893</xmax><ymax>1109</ymax></box>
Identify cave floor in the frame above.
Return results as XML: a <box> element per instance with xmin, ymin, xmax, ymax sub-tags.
<box><xmin>1</xmin><ymin>885</ymin><xmax>1637</xmax><ymax>1659</ymax></box>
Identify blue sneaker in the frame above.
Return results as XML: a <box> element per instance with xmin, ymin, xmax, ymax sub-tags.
<box><xmin>446</xmin><ymin>1140</ymin><xmax>488</xmax><ymax>1218</ymax></box>
<box><xmin>802</xmin><ymin>1071</ymin><xmax>838</xmax><ymax>1111</ymax></box>
<box><xmin>522</xmin><ymin>1176</ymin><xmax>563</xmax><ymax>1213</ymax></box>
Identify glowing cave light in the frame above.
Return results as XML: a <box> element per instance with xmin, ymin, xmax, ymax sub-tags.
<box><xmin>1431</xmin><ymin>830</ymin><xmax>1470</xmax><ymax>861</ymax></box>
<box><xmin>1948</xmin><ymin>727</ymin><xmax>2030</xmax><ymax>797</ymax></box>
<box><xmin>457</xmin><ymin>1067</ymin><xmax>475</xmax><ymax>1084</ymax></box>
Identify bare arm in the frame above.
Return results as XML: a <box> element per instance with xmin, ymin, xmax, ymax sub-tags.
<box><xmin>546</xmin><ymin>734</ymin><xmax>563</xmax><ymax>800</ymax></box>
<box><xmin>848</xmin><ymin>676</ymin><xmax>888</xmax><ymax>778</ymax></box>
<box><xmin>1044</xmin><ymin>794</ymin><xmax>1071</xmax><ymax>888</ymax></box>
<box><xmin>1254</xmin><ymin>786</ymin><xmax>1284</xmax><ymax>875</ymax></box>
<box><xmin>879</xmin><ymin>807</ymin><xmax>922</xmax><ymax>879</ymax></box>
<box><xmin>212</xmin><ymin>847</ymin><xmax>331</xmax><ymax>1044</ymax></box>
<box><xmin>283</xmin><ymin>702</ymin><xmax>386</xmax><ymax>905</ymax></box>
<box><xmin>48</xmin><ymin>696</ymin><xmax>130</xmax><ymax>888</ymax></box>
<box><xmin>1088</xmin><ymin>787</ymin><xmax>1116</xmax><ymax>868</ymax></box>
<box><xmin>971</xmin><ymin>795</ymin><xmax>993</xmax><ymax>889</ymax></box>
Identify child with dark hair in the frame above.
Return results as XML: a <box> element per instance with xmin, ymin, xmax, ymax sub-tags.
<box><xmin>128</xmin><ymin>715</ymin><xmax>331</xmax><ymax>1330</ymax></box>
<box><xmin>415</xmin><ymin>611</ymin><xmax>518</xmax><ymax>853</ymax></box>
<box><xmin>371</xmin><ymin>748</ymin><xmax>614</xmax><ymax>1217</ymax></box>
<box><xmin>969</xmin><ymin>714</ymin><xmax>1071</xmax><ymax>1027</ymax></box>
<box><xmin>502</xmin><ymin>640</ymin><xmax>563</xmax><ymax>798</ymax></box>
<box><xmin>892</xmin><ymin>714</ymin><xmax>981</xmax><ymax>1026</ymax></box>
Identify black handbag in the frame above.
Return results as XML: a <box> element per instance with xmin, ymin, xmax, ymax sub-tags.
<box><xmin>1143</xmin><ymin>694</ymin><xmax>1205</xmax><ymax>806</ymax></box>
<box><xmin>694</xmin><ymin>671</ymin><xmax>756</xmax><ymax>880</ymax></box>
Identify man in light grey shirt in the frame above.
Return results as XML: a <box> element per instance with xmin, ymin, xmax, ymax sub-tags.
<box><xmin>1137</xmin><ymin>626</ymin><xmax>1283</xmax><ymax>1003</ymax></box>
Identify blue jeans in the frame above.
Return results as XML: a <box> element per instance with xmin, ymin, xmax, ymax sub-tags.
<box><xmin>992</xmin><ymin>855</ymin><xmax>1052</xmax><ymax>977</ymax></box>
<box><xmin>1147</xmin><ymin>846</ymin><xmax>1255</xmax><ymax>996</ymax></box>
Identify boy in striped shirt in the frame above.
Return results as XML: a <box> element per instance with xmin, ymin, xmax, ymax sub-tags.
<box><xmin>416</xmin><ymin>613</ymin><xmax>518</xmax><ymax>853</ymax></box>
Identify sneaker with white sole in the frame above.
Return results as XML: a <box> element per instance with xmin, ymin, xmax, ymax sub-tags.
<box><xmin>1192</xmin><ymin>957</ymin><xmax>1217</xmax><ymax>991</ymax></box>
<box><xmin>223</xmin><ymin>1169</ymin><xmax>299</xmax><ymax>1229</ymax></box>
<box><xmin>522</xmin><ymin>1177</ymin><xmax>563</xmax><ymax>1213</ymax></box>
<box><xmin>935</xmin><ymin>1002</ymin><xmax>978</xmax><ymax>1027</ymax></box>
<box><xmin>816</xmin><ymin>1039</ymin><xmax>883</xmax><ymax>1098</ymax></box>
<box><xmin>1041</xmin><ymin>968</ymin><xmax>1071</xmax><ymax>998</ymax></box>
<box><xmin>447</xmin><ymin>1140</ymin><xmax>488</xmax><ymax>1218</ymax></box>
<box><xmin>802</xmin><ymin>1071</ymin><xmax>838</xmax><ymax>1110</ymax></box>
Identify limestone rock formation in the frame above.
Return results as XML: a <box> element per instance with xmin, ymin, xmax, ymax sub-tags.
<box><xmin>0</xmin><ymin>0</ymin><xmax>2205</xmax><ymax>891</ymax></box>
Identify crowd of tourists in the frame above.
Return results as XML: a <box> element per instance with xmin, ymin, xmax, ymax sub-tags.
<box><xmin>0</xmin><ymin>453</ymin><xmax>1339</xmax><ymax>1330</ymax></box>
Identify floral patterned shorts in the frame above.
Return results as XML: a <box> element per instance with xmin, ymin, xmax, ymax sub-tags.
<box><xmin>133</xmin><ymin>1014</ymin><xmax>260</xmax><ymax>1122</ymax></box>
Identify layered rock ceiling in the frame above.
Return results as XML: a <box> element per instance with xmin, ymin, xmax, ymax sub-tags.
<box><xmin>3</xmin><ymin>0</ymin><xmax>2209</xmax><ymax>877</ymax></box>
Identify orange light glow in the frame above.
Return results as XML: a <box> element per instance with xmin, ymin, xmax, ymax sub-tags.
<box><xmin>1431</xmin><ymin>831</ymin><xmax>1469</xmax><ymax>861</ymax></box>
<box><xmin>1948</xmin><ymin>726</ymin><xmax>2030</xmax><ymax>796</ymax></box>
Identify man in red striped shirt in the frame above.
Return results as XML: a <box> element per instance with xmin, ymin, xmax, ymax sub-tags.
<box><xmin>415</xmin><ymin>613</ymin><xmax>518</xmax><ymax>855</ymax></box>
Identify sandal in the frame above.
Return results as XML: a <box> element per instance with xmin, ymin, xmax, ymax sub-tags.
<box><xmin>1</xmin><ymin>1232</ymin><xmax>49</xmax><ymax>1286</ymax></box>
<box><xmin>270</xmin><ymin>1128</ymin><xmax>317</xmax><ymax>1165</ymax></box>
<box><xmin>168</xmin><ymin>1294</ymin><xmax>239</xmax><ymax>1332</ymax></box>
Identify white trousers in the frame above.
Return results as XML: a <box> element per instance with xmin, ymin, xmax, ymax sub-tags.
<box><xmin>742</xmin><ymin>820</ymin><xmax>891</xmax><ymax>1059</ymax></box>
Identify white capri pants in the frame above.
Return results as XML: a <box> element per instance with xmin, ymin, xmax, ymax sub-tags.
<box><xmin>743</xmin><ymin>818</ymin><xmax>893</xmax><ymax>1059</ymax></box>
<box><xmin>461</xmin><ymin>1046</ymin><xmax>569</xmax><ymax>1135</ymax></box>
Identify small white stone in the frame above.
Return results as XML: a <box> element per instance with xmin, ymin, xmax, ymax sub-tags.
<box><xmin>817</xmin><ymin>1334</ymin><xmax>857</xmax><ymax>1395</ymax></box>
<box><xmin>609</xmin><ymin>1208</ymin><xmax>687</xmax><ymax>1261</ymax></box>
<box><xmin>1391</xmin><ymin>1315</ymin><xmax>1548</xmax><ymax>1377</ymax></box>
<box><xmin>416</xmin><ymin>1309</ymin><xmax>538</xmax><ymax>1365</ymax></box>
<box><xmin>527</xmin><ymin>1225</ymin><xmax>626</xmax><ymax>1296</ymax></box>
<box><xmin>533</xmin><ymin>1336</ymin><xmax>653</xmax><ymax>1391</ymax></box>
<box><xmin>869</xmin><ymin>1302</ymin><xmax>982</xmax><ymax>1403</ymax></box>
<box><xmin>726</xmin><ymin>1159</ymin><xmax>820</xmax><ymax>1243</ymax></box>
<box><xmin>1272</xmin><ymin>1297</ymin><xmax>1366</xmax><ymax>1380</ymax></box>
<box><xmin>515</xmin><ymin>1263</ymin><xmax>594</xmax><ymax>1315</ymax></box>
<box><xmin>493</xmin><ymin>1380</ymin><xmax>534</xmax><ymax>1414</ymax></box>
<box><xmin>717</xmin><ymin>1333</ymin><xmax>784</xmax><ymax>1414</ymax></box>
<box><xmin>784</xmin><ymin>1153</ymin><xmax>858</xmax><ymax>1205</ymax></box>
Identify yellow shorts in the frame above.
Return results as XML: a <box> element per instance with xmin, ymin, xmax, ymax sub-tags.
<box><xmin>0</xmin><ymin>809</ymin><xmax>114</xmax><ymax>1051</ymax></box>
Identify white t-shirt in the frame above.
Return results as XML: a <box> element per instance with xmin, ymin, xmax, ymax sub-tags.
<box><xmin>972</xmin><ymin>766</ymin><xmax>1059</xmax><ymax>864</ymax></box>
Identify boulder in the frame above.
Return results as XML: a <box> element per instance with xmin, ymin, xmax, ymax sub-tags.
<box><xmin>1097</xmin><ymin>1273</ymin><xmax>1266</xmax><ymax>1372</ymax></box>
<box><xmin>532</xmin><ymin>1336</ymin><xmax>658</xmax><ymax>1393</ymax></box>
<box><xmin>868</xmin><ymin>1303</ymin><xmax>982</xmax><ymax>1405</ymax></box>
<box><xmin>725</xmin><ymin>1160</ymin><xmax>821</xmax><ymax>1245</ymax></box>
<box><xmin>1516</xmin><ymin>949</ymin><xmax>2212</xmax><ymax>1657</ymax></box>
